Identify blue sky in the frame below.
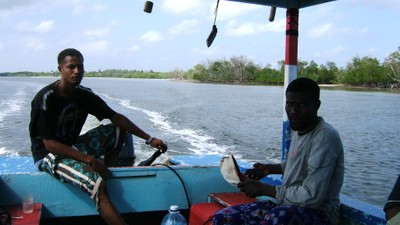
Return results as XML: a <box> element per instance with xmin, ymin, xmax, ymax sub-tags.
<box><xmin>0</xmin><ymin>0</ymin><xmax>399</xmax><ymax>72</ymax></box>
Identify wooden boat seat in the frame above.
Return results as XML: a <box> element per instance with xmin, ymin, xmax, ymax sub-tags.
<box><xmin>5</xmin><ymin>203</ymin><xmax>42</xmax><ymax>225</ymax></box>
<box><xmin>189</xmin><ymin>192</ymin><xmax>256</xmax><ymax>225</ymax></box>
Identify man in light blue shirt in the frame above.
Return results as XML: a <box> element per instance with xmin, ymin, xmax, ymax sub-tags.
<box><xmin>213</xmin><ymin>77</ymin><xmax>344</xmax><ymax>225</ymax></box>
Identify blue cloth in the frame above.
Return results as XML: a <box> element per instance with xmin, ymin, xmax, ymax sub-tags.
<box><xmin>212</xmin><ymin>200</ymin><xmax>328</xmax><ymax>225</ymax></box>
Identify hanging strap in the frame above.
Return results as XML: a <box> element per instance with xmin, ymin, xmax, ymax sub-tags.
<box><xmin>213</xmin><ymin>0</ymin><xmax>220</xmax><ymax>26</ymax></box>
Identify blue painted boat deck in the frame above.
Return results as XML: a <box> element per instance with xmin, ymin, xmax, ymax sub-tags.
<box><xmin>0</xmin><ymin>155</ymin><xmax>387</xmax><ymax>224</ymax></box>
<box><xmin>0</xmin><ymin>156</ymin><xmax>38</xmax><ymax>173</ymax></box>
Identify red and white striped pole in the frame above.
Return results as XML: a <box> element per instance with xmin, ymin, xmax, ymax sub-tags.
<box><xmin>281</xmin><ymin>8</ymin><xmax>299</xmax><ymax>160</ymax></box>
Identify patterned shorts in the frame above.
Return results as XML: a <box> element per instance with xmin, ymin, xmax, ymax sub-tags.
<box><xmin>212</xmin><ymin>200</ymin><xmax>329</xmax><ymax>225</ymax></box>
<box><xmin>39</xmin><ymin>124</ymin><xmax>122</xmax><ymax>206</ymax></box>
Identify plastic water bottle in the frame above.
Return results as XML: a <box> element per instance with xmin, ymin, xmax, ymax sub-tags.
<box><xmin>161</xmin><ymin>205</ymin><xmax>187</xmax><ymax>225</ymax></box>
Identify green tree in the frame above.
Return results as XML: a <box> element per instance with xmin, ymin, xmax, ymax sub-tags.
<box><xmin>189</xmin><ymin>64</ymin><xmax>208</xmax><ymax>81</ymax></box>
<box><xmin>383</xmin><ymin>46</ymin><xmax>400</xmax><ymax>88</ymax></box>
<box><xmin>300</xmin><ymin>60</ymin><xmax>319</xmax><ymax>81</ymax></box>
<box><xmin>254</xmin><ymin>66</ymin><xmax>283</xmax><ymax>84</ymax></box>
<box><xmin>319</xmin><ymin>61</ymin><xmax>338</xmax><ymax>84</ymax></box>
<box><xmin>230</xmin><ymin>56</ymin><xmax>259</xmax><ymax>84</ymax></box>
<box><xmin>339</xmin><ymin>56</ymin><xmax>386</xmax><ymax>86</ymax></box>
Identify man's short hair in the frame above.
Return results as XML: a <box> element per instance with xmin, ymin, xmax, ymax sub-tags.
<box><xmin>57</xmin><ymin>48</ymin><xmax>84</xmax><ymax>65</ymax></box>
<box><xmin>286</xmin><ymin>77</ymin><xmax>320</xmax><ymax>102</ymax></box>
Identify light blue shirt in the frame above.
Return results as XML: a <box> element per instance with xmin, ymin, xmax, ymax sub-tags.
<box><xmin>275</xmin><ymin>118</ymin><xmax>344</xmax><ymax>225</ymax></box>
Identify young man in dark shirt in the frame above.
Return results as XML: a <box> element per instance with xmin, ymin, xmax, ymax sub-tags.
<box><xmin>29</xmin><ymin>48</ymin><xmax>167</xmax><ymax>225</ymax></box>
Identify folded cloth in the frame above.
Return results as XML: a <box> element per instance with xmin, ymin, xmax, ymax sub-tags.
<box><xmin>220</xmin><ymin>154</ymin><xmax>244</xmax><ymax>186</ymax></box>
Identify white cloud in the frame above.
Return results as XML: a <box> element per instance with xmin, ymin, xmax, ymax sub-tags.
<box><xmin>367</xmin><ymin>47</ymin><xmax>378</xmax><ymax>54</ymax></box>
<box><xmin>217</xmin><ymin>1</ymin><xmax>263</xmax><ymax>21</ymax></box>
<box><xmin>267</xmin><ymin>19</ymin><xmax>286</xmax><ymax>32</ymax></box>
<box><xmin>0</xmin><ymin>0</ymin><xmax>397</xmax><ymax>72</ymax></box>
<box><xmin>346</xmin><ymin>0</ymin><xmax>400</xmax><ymax>12</ymax></box>
<box><xmin>358</xmin><ymin>27</ymin><xmax>369</xmax><ymax>34</ymax></box>
<box><xmin>34</xmin><ymin>20</ymin><xmax>54</xmax><ymax>32</ymax></box>
<box><xmin>25</xmin><ymin>38</ymin><xmax>46</xmax><ymax>51</ymax></box>
<box><xmin>323</xmin><ymin>46</ymin><xmax>346</xmax><ymax>57</ymax></box>
<box><xmin>16</xmin><ymin>20</ymin><xmax>54</xmax><ymax>33</ymax></box>
<box><xmin>81</xmin><ymin>40</ymin><xmax>109</xmax><ymax>54</ymax></box>
<box><xmin>74</xmin><ymin>3</ymin><xmax>107</xmax><ymax>16</ymax></box>
<box><xmin>307</xmin><ymin>23</ymin><xmax>333</xmax><ymax>38</ymax></box>
<box><xmin>224</xmin><ymin>18</ymin><xmax>284</xmax><ymax>36</ymax></box>
<box><xmin>140</xmin><ymin>31</ymin><xmax>163</xmax><ymax>42</ymax></box>
<box><xmin>129</xmin><ymin>45</ymin><xmax>139</xmax><ymax>51</ymax></box>
<box><xmin>84</xmin><ymin>28</ymin><xmax>111</xmax><ymax>38</ymax></box>
<box><xmin>92</xmin><ymin>4</ymin><xmax>107</xmax><ymax>13</ymax></box>
<box><xmin>72</xmin><ymin>5</ymin><xmax>85</xmax><ymax>15</ymax></box>
<box><xmin>192</xmin><ymin>46</ymin><xmax>220</xmax><ymax>56</ymax></box>
<box><xmin>70</xmin><ymin>0</ymin><xmax>109</xmax><ymax>15</ymax></box>
<box><xmin>168</xmin><ymin>19</ymin><xmax>199</xmax><ymax>35</ymax></box>
<box><xmin>0</xmin><ymin>0</ymin><xmax>54</xmax><ymax>12</ymax></box>
<box><xmin>107</xmin><ymin>19</ymin><xmax>121</xmax><ymax>27</ymax></box>
<box><xmin>15</xmin><ymin>22</ymin><xmax>32</xmax><ymax>32</ymax></box>
<box><xmin>226</xmin><ymin>22</ymin><xmax>257</xmax><ymax>36</ymax></box>
<box><xmin>162</xmin><ymin>0</ymin><xmax>200</xmax><ymax>13</ymax></box>
<box><xmin>313</xmin><ymin>46</ymin><xmax>347</xmax><ymax>62</ymax></box>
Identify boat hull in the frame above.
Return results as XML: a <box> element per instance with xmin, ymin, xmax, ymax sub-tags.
<box><xmin>0</xmin><ymin>155</ymin><xmax>386</xmax><ymax>225</ymax></box>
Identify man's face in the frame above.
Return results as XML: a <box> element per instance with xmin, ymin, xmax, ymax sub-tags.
<box><xmin>285</xmin><ymin>92</ymin><xmax>320</xmax><ymax>132</ymax></box>
<box><xmin>58</xmin><ymin>56</ymin><xmax>84</xmax><ymax>86</ymax></box>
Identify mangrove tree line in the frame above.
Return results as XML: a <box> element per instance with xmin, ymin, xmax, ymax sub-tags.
<box><xmin>1</xmin><ymin>47</ymin><xmax>399</xmax><ymax>89</ymax></box>
<box><xmin>182</xmin><ymin>46</ymin><xmax>400</xmax><ymax>88</ymax></box>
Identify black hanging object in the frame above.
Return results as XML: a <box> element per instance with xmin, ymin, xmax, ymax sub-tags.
<box><xmin>269</xmin><ymin>6</ymin><xmax>276</xmax><ymax>22</ymax></box>
<box><xmin>144</xmin><ymin>1</ymin><xmax>153</xmax><ymax>13</ymax></box>
<box><xmin>207</xmin><ymin>25</ymin><xmax>218</xmax><ymax>48</ymax></box>
<box><xmin>206</xmin><ymin>0</ymin><xmax>220</xmax><ymax>47</ymax></box>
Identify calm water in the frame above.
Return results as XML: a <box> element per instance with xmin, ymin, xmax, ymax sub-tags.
<box><xmin>1</xmin><ymin>77</ymin><xmax>399</xmax><ymax>208</ymax></box>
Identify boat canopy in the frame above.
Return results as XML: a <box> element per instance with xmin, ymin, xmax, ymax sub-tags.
<box><xmin>226</xmin><ymin>0</ymin><xmax>336</xmax><ymax>9</ymax></box>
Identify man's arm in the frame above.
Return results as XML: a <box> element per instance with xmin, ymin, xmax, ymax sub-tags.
<box><xmin>110</xmin><ymin>113</ymin><xmax>150</xmax><ymax>140</ymax></box>
<box><xmin>239</xmin><ymin>163</ymin><xmax>282</xmax><ymax>198</ymax></box>
<box><xmin>238</xmin><ymin>180</ymin><xmax>277</xmax><ymax>198</ymax></box>
<box><xmin>110</xmin><ymin>113</ymin><xmax>167</xmax><ymax>152</ymax></box>
<box><xmin>42</xmin><ymin>139</ymin><xmax>111</xmax><ymax>178</ymax></box>
<box><xmin>244</xmin><ymin>162</ymin><xmax>283</xmax><ymax>180</ymax></box>
<box><xmin>261</xmin><ymin>163</ymin><xmax>283</xmax><ymax>174</ymax></box>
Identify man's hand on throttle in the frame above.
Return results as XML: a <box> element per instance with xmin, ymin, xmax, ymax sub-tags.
<box><xmin>149</xmin><ymin>138</ymin><xmax>168</xmax><ymax>153</ymax></box>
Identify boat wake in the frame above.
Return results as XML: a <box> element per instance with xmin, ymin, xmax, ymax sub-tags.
<box><xmin>100</xmin><ymin>93</ymin><xmax>237</xmax><ymax>158</ymax></box>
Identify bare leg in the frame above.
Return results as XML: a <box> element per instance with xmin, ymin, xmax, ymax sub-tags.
<box><xmin>98</xmin><ymin>182</ymin><xmax>128</xmax><ymax>225</ymax></box>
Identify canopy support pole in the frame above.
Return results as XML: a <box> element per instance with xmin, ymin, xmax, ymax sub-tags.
<box><xmin>281</xmin><ymin>8</ymin><xmax>299</xmax><ymax>160</ymax></box>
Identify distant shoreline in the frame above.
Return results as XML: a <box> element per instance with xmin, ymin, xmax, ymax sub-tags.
<box><xmin>2</xmin><ymin>75</ymin><xmax>399</xmax><ymax>93</ymax></box>
<box><xmin>319</xmin><ymin>83</ymin><xmax>400</xmax><ymax>93</ymax></box>
<box><xmin>172</xmin><ymin>79</ymin><xmax>400</xmax><ymax>93</ymax></box>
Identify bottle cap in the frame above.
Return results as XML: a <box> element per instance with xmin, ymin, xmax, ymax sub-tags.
<box><xmin>170</xmin><ymin>205</ymin><xmax>179</xmax><ymax>211</ymax></box>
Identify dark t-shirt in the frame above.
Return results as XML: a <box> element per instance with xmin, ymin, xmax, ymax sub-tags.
<box><xmin>29</xmin><ymin>81</ymin><xmax>116</xmax><ymax>163</ymax></box>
